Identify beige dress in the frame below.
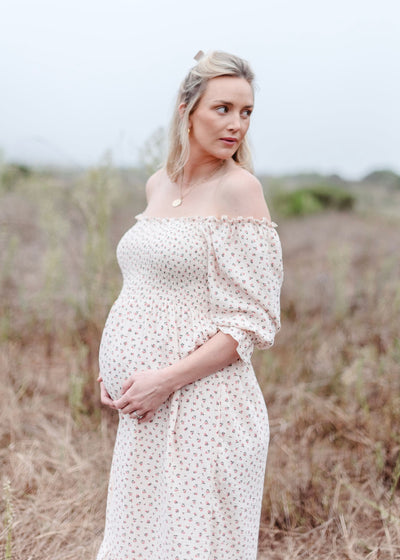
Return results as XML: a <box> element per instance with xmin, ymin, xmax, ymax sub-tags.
<box><xmin>97</xmin><ymin>214</ymin><xmax>283</xmax><ymax>560</ymax></box>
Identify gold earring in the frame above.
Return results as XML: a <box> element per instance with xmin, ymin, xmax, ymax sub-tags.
<box><xmin>188</xmin><ymin>128</ymin><xmax>191</xmax><ymax>134</ymax></box>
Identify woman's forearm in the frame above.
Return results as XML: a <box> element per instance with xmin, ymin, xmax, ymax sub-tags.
<box><xmin>110</xmin><ymin>331</ymin><xmax>241</xmax><ymax>422</ymax></box>
<box><xmin>162</xmin><ymin>330</ymin><xmax>240</xmax><ymax>393</ymax></box>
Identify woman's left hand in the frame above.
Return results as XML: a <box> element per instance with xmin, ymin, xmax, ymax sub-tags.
<box><xmin>112</xmin><ymin>369</ymin><xmax>173</xmax><ymax>423</ymax></box>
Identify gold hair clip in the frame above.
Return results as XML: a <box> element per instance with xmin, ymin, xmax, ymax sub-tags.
<box><xmin>193</xmin><ymin>50</ymin><xmax>205</xmax><ymax>62</ymax></box>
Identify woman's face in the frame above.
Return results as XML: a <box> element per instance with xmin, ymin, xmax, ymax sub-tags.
<box><xmin>187</xmin><ymin>76</ymin><xmax>254</xmax><ymax>161</ymax></box>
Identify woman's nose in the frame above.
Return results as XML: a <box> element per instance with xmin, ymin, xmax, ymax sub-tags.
<box><xmin>227</xmin><ymin>112</ymin><xmax>241</xmax><ymax>131</ymax></box>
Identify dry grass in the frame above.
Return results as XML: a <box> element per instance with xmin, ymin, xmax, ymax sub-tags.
<box><xmin>0</xmin><ymin>343</ymin><xmax>113</xmax><ymax>559</ymax></box>
<box><xmin>256</xmin><ymin>213</ymin><xmax>400</xmax><ymax>559</ymax></box>
<box><xmin>0</xmin><ymin>169</ymin><xmax>399</xmax><ymax>559</ymax></box>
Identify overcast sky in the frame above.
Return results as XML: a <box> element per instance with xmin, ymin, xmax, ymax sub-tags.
<box><xmin>1</xmin><ymin>0</ymin><xmax>399</xmax><ymax>179</ymax></box>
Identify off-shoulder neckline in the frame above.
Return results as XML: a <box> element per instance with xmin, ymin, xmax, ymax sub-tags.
<box><xmin>134</xmin><ymin>213</ymin><xmax>278</xmax><ymax>228</ymax></box>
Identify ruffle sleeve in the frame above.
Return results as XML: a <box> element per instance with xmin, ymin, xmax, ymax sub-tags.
<box><xmin>203</xmin><ymin>216</ymin><xmax>283</xmax><ymax>363</ymax></box>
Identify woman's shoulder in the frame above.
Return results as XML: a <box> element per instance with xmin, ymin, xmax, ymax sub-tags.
<box><xmin>220</xmin><ymin>166</ymin><xmax>263</xmax><ymax>196</ymax></box>
<box><xmin>217</xmin><ymin>165</ymin><xmax>271</xmax><ymax>220</ymax></box>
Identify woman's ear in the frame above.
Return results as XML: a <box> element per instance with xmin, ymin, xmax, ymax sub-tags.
<box><xmin>178</xmin><ymin>103</ymin><xmax>186</xmax><ymax>119</ymax></box>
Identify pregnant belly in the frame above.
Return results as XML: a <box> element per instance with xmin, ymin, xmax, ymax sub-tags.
<box><xmin>98</xmin><ymin>305</ymin><xmax>180</xmax><ymax>400</ymax></box>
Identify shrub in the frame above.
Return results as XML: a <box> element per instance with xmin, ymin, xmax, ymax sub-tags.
<box><xmin>0</xmin><ymin>162</ymin><xmax>32</xmax><ymax>192</ymax></box>
<box><xmin>272</xmin><ymin>184</ymin><xmax>355</xmax><ymax>217</ymax></box>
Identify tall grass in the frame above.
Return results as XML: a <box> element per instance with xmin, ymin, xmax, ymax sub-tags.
<box><xmin>2</xmin><ymin>479</ymin><xmax>13</xmax><ymax>559</ymax></box>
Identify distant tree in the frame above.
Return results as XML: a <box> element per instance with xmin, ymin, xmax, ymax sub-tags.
<box><xmin>0</xmin><ymin>149</ymin><xmax>32</xmax><ymax>191</ymax></box>
<box><xmin>362</xmin><ymin>169</ymin><xmax>400</xmax><ymax>189</ymax></box>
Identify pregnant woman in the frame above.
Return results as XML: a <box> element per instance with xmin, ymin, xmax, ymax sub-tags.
<box><xmin>96</xmin><ymin>50</ymin><xmax>283</xmax><ymax>560</ymax></box>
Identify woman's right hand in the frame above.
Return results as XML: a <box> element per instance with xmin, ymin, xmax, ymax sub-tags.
<box><xmin>97</xmin><ymin>376</ymin><xmax>116</xmax><ymax>409</ymax></box>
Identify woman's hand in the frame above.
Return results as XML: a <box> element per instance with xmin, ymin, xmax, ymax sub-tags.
<box><xmin>112</xmin><ymin>369</ymin><xmax>173</xmax><ymax>424</ymax></box>
<box><xmin>97</xmin><ymin>376</ymin><xmax>116</xmax><ymax>409</ymax></box>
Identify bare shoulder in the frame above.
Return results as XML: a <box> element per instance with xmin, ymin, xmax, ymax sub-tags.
<box><xmin>145</xmin><ymin>168</ymin><xmax>166</xmax><ymax>203</ymax></box>
<box><xmin>217</xmin><ymin>166</ymin><xmax>272</xmax><ymax>220</ymax></box>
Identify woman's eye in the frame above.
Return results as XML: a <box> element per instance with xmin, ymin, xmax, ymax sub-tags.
<box><xmin>242</xmin><ymin>109</ymin><xmax>252</xmax><ymax>117</ymax></box>
<box><xmin>216</xmin><ymin>106</ymin><xmax>228</xmax><ymax>114</ymax></box>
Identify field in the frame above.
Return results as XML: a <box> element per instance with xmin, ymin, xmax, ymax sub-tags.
<box><xmin>0</xmin><ymin>163</ymin><xmax>399</xmax><ymax>559</ymax></box>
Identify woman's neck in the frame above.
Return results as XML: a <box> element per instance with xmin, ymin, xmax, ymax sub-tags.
<box><xmin>181</xmin><ymin>155</ymin><xmax>238</xmax><ymax>186</ymax></box>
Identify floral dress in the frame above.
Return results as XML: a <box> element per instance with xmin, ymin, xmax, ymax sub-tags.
<box><xmin>96</xmin><ymin>214</ymin><xmax>283</xmax><ymax>560</ymax></box>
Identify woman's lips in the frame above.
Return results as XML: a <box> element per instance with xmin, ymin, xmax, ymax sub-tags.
<box><xmin>219</xmin><ymin>137</ymin><xmax>238</xmax><ymax>147</ymax></box>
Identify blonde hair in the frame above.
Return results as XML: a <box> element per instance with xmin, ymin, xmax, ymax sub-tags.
<box><xmin>166</xmin><ymin>51</ymin><xmax>255</xmax><ymax>182</ymax></box>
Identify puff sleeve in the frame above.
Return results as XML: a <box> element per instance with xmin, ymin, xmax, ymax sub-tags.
<box><xmin>203</xmin><ymin>216</ymin><xmax>283</xmax><ymax>363</ymax></box>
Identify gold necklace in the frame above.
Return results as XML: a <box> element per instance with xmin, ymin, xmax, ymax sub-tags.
<box><xmin>171</xmin><ymin>161</ymin><xmax>226</xmax><ymax>207</ymax></box>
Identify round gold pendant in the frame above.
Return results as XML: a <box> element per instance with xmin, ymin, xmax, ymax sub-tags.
<box><xmin>172</xmin><ymin>198</ymin><xmax>182</xmax><ymax>207</ymax></box>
